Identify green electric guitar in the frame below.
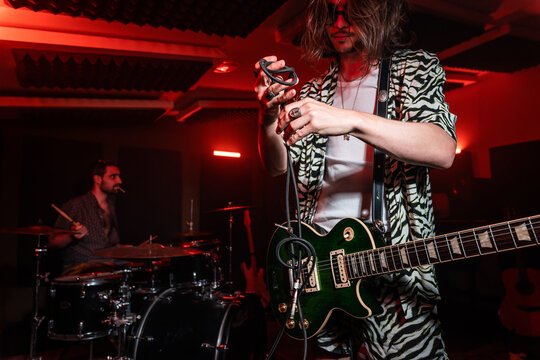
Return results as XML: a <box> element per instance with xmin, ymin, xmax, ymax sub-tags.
<box><xmin>266</xmin><ymin>215</ymin><xmax>540</xmax><ymax>340</ymax></box>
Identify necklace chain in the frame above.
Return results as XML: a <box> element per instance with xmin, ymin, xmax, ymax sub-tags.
<box><xmin>339</xmin><ymin>75</ymin><xmax>361</xmax><ymax>141</ymax></box>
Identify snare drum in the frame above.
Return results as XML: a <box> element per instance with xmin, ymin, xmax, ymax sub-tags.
<box><xmin>130</xmin><ymin>289</ymin><xmax>266</xmax><ymax>359</ymax></box>
<box><xmin>48</xmin><ymin>272</ymin><xmax>121</xmax><ymax>341</ymax></box>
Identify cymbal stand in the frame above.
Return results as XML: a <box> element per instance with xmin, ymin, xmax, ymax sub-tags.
<box><xmin>107</xmin><ymin>270</ymin><xmax>135</xmax><ymax>360</ymax></box>
<box><xmin>29</xmin><ymin>234</ymin><xmax>47</xmax><ymax>360</ymax></box>
<box><xmin>226</xmin><ymin>204</ymin><xmax>234</xmax><ymax>288</ymax></box>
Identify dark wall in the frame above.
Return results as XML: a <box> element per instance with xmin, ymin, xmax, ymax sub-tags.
<box><xmin>117</xmin><ymin>146</ymin><xmax>183</xmax><ymax>245</ymax></box>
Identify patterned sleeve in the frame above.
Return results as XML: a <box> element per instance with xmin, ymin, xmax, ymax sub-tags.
<box><xmin>402</xmin><ymin>52</ymin><xmax>457</xmax><ymax>141</ymax></box>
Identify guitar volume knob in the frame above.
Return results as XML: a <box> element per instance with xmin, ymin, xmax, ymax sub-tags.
<box><xmin>278</xmin><ymin>303</ymin><xmax>287</xmax><ymax>313</ymax></box>
<box><xmin>343</xmin><ymin>227</ymin><xmax>354</xmax><ymax>241</ymax></box>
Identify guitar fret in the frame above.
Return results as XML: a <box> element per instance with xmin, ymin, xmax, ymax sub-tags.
<box><xmin>508</xmin><ymin>223</ymin><xmax>518</xmax><ymax>248</ymax></box>
<box><xmin>444</xmin><ymin>235</ymin><xmax>454</xmax><ymax>260</ymax></box>
<box><xmin>353</xmin><ymin>253</ymin><xmax>360</xmax><ymax>276</ymax></box>
<box><xmin>360</xmin><ymin>252</ymin><xmax>367</xmax><ymax>276</ymax></box>
<box><xmin>369</xmin><ymin>251</ymin><xmax>377</xmax><ymax>273</ymax></box>
<box><xmin>387</xmin><ymin>246</ymin><xmax>397</xmax><ymax>270</ymax></box>
<box><xmin>345</xmin><ymin>255</ymin><xmax>354</xmax><ymax>279</ymax></box>
<box><xmin>488</xmin><ymin>226</ymin><xmax>499</xmax><ymax>252</ymax></box>
<box><xmin>418</xmin><ymin>239</ymin><xmax>431</xmax><ymax>265</ymax></box>
<box><xmin>399</xmin><ymin>245</ymin><xmax>409</xmax><ymax>267</ymax></box>
<box><xmin>494</xmin><ymin>223</ymin><xmax>514</xmax><ymax>250</ymax></box>
<box><xmin>353</xmin><ymin>253</ymin><xmax>362</xmax><ymax>277</ymax></box>
<box><xmin>513</xmin><ymin>222</ymin><xmax>531</xmax><ymax>245</ymax></box>
<box><xmin>477</xmin><ymin>230</ymin><xmax>494</xmax><ymax>253</ymax></box>
<box><xmin>457</xmin><ymin>232</ymin><xmax>468</xmax><ymax>257</ymax></box>
<box><xmin>411</xmin><ymin>241</ymin><xmax>421</xmax><ymax>266</ymax></box>
<box><xmin>425</xmin><ymin>237</ymin><xmax>439</xmax><ymax>262</ymax></box>
<box><xmin>379</xmin><ymin>249</ymin><xmax>388</xmax><ymax>271</ymax></box>
<box><xmin>472</xmin><ymin>229</ymin><xmax>482</xmax><ymax>254</ymax></box>
<box><xmin>529</xmin><ymin>218</ymin><xmax>539</xmax><ymax>244</ymax></box>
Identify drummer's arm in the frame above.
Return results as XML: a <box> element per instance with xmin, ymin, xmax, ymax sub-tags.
<box><xmin>49</xmin><ymin>222</ymin><xmax>88</xmax><ymax>249</ymax></box>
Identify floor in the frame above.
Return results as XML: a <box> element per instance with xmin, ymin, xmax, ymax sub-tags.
<box><xmin>0</xmin><ymin>311</ymin><xmax>525</xmax><ymax>360</ymax></box>
<box><xmin>1</xmin><ymin>287</ymin><xmax>538</xmax><ymax>360</ymax></box>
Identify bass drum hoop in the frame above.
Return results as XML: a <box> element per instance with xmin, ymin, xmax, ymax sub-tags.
<box><xmin>131</xmin><ymin>287</ymin><xmax>176</xmax><ymax>359</ymax></box>
<box><xmin>131</xmin><ymin>289</ymin><xmax>262</xmax><ymax>360</ymax></box>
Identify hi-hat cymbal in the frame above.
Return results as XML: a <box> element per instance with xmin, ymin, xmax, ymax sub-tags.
<box><xmin>0</xmin><ymin>225</ymin><xmax>76</xmax><ymax>236</ymax></box>
<box><xmin>208</xmin><ymin>205</ymin><xmax>252</xmax><ymax>213</ymax></box>
<box><xmin>94</xmin><ymin>243</ymin><xmax>202</xmax><ymax>259</ymax></box>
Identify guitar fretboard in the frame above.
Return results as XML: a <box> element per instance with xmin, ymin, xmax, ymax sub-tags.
<box><xmin>345</xmin><ymin>215</ymin><xmax>540</xmax><ymax>279</ymax></box>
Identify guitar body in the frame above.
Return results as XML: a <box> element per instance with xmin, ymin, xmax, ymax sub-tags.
<box><xmin>266</xmin><ymin>218</ymin><xmax>385</xmax><ymax>339</ymax></box>
<box><xmin>267</xmin><ymin>213</ymin><xmax>540</xmax><ymax>340</ymax></box>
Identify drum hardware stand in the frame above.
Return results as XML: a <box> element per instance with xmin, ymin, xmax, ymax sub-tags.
<box><xmin>107</xmin><ymin>270</ymin><xmax>137</xmax><ymax>360</ymax></box>
<box><xmin>225</xmin><ymin>202</ymin><xmax>235</xmax><ymax>289</ymax></box>
<box><xmin>30</xmin><ymin>234</ymin><xmax>48</xmax><ymax>360</ymax></box>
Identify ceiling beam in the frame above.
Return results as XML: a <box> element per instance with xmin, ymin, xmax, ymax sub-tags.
<box><xmin>408</xmin><ymin>0</ymin><xmax>492</xmax><ymax>25</ymax></box>
<box><xmin>437</xmin><ymin>24</ymin><xmax>511</xmax><ymax>61</ymax></box>
<box><xmin>0</xmin><ymin>25</ymin><xmax>226</xmax><ymax>60</ymax></box>
<box><xmin>0</xmin><ymin>96</ymin><xmax>174</xmax><ymax>110</ymax></box>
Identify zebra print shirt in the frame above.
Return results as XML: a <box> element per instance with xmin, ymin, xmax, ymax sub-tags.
<box><xmin>289</xmin><ymin>49</ymin><xmax>457</xmax><ymax>318</ymax></box>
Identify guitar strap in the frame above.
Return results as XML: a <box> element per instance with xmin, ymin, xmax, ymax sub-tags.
<box><xmin>371</xmin><ymin>57</ymin><xmax>391</xmax><ymax>235</ymax></box>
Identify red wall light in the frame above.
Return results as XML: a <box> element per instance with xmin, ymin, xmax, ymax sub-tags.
<box><xmin>213</xmin><ymin>150</ymin><xmax>241</xmax><ymax>158</ymax></box>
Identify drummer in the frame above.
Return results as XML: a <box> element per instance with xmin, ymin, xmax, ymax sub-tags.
<box><xmin>49</xmin><ymin>160</ymin><xmax>124</xmax><ymax>273</ymax></box>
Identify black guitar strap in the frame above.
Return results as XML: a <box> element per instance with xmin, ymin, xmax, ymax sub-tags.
<box><xmin>371</xmin><ymin>57</ymin><xmax>391</xmax><ymax>235</ymax></box>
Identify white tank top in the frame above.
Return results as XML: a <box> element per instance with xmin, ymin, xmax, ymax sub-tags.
<box><xmin>313</xmin><ymin>66</ymin><xmax>379</xmax><ymax>232</ymax></box>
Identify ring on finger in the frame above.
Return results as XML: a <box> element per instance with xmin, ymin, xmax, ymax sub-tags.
<box><xmin>265</xmin><ymin>89</ymin><xmax>277</xmax><ymax>100</ymax></box>
<box><xmin>289</xmin><ymin>107</ymin><xmax>302</xmax><ymax>120</ymax></box>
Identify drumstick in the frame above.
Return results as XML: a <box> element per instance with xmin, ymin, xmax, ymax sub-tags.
<box><xmin>51</xmin><ymin>204</ymin><xmax>76</xmax><ymax>225</ymax></box>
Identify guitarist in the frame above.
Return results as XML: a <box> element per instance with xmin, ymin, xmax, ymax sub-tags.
<box><xmin>254</xmin><ymin>0</ymin><xmax>457</xmax><ymax>359</ymax></box>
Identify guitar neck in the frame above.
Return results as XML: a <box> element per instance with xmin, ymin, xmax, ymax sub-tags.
<box><xmin>346</xmin><ymin>215</ymin><xmax>540</xmax><ymax>279</ymax></box>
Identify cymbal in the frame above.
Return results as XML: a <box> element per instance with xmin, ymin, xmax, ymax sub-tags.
<box><xmin>175</xmin><ymin>230</ymin><xmax>213</xmax><ymax>238</ymax></box>
<box><xmin>0</xmin><ymin>225</ymin><xmax>76</xmax><ymax>236</ymax></box>
<box><xmin>208</xmin><ymin>205</ymin><xmax>252</xmax><ymax>213</ymax></box>
<box><xmin>94</xmin><ymin>243</ymin><xmax>202</xmax><ymax>259</ymax></box>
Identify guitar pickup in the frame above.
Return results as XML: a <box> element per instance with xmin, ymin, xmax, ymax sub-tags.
<box><xmin>330</xmin><ymin>249</ymin><xmax>350</xmax><ymax>288</ymax></box>
<box><xmin>287</xmin><ymin>257</ymin><xmax>319</xmax><ymax>294</ymax></box>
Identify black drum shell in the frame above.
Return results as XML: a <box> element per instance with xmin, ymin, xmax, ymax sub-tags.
<box><xmin>48</xmin><ymin>272</ymin><xmax>121</xmax><ymax>341</ymax></box>
<box><xmin>130</xmin><ymin>289</ymin><xmax>266</xmax><ymax>360</ymax></box>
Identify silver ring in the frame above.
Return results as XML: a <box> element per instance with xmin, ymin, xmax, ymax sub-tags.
<box><xmin>265</xmin><ymin>89</ymin><xmax>276</xmax><ymax>100</ymax></box>
<box><xmin>289</xmin><ymin>107</ymin><xmax>302</xmax><ymax>119</ymax></box>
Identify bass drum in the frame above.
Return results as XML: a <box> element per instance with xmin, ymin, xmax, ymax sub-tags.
<box><xmin>130</xmin><ymin>288</ymin><xmax>266</xmax><ymax>360</ymax></box>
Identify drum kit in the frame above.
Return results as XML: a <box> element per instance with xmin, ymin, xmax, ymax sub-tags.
<box><xmin>0</xmin><ymin>204</ymin><xmax>266</xmax><ymax>360</ymax></box>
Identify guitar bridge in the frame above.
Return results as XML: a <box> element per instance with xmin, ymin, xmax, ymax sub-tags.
<box><xmin>330</xmin><ymin>249</ymin><xmax>350</xmax><ymax>288</ymax></box>
<box><xmin>287</xmin><ymin>257</ymin><xmax>319</xmax><ymax>293</ymax></box>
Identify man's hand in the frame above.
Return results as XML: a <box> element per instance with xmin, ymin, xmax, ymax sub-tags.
<box><xmin>253</xmin><ymin>56</ymin><xmax>298</xmax><ymax>125</ymax></box>
<box><xmin>71</xmin><ymin>221</ymin><xmax>88</xmax><ymax>239</ymax></box>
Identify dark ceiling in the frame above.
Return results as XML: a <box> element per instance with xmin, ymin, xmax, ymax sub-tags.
<box><xmin>0</xmin><ymin>0</ymin><xmax>538</xmax><ymax>125</ymax></box>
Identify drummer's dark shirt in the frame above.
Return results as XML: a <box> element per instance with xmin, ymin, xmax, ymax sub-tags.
<box><xmin>54</xmin><ymin>192</ymin><xmax>120</xmax><ymax>270</ymax></box>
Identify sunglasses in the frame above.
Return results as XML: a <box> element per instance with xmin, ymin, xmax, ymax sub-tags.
<box><xmin>326</xmin><ymin>3</ymin><xmax>349</xmax><ymax>25</ymax></box>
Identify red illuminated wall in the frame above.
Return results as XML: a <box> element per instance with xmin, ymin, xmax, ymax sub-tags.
<box><xmin>446</xmin><ymin>64</ymin><xmax>540</xmax><ymax>178</ymax></box>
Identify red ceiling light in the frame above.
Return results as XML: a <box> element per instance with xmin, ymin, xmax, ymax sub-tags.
<box><xmin>213</xmin><ymin>60</ymin><xmax>239</xmax><ymax>74</ymax></box>
<box><xmin>213</xmin><ymin>150</ymin><xmax>241</xmax><ymax>158</ymax></box>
